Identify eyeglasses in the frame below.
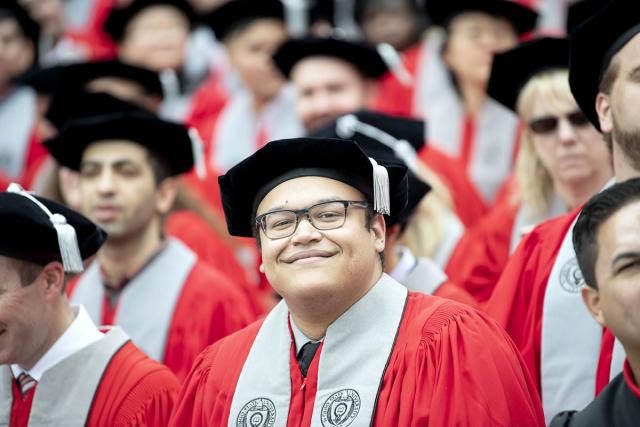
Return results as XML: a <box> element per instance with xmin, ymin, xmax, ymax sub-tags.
<box><xmin>528</xmin><ymin>110</ymin><xmax>591</xmax><ymax>134</ymax></box>
<box><xmin>255</xmin><ymin>200</ymin><xmax>370</xmax><ymax>240</ymax></box>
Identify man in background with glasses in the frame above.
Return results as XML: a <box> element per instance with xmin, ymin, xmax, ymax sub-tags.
<box><xmin>170</xmin><ymin>137</ymin><xmax>544</xmax><ymax>426</ymax></box>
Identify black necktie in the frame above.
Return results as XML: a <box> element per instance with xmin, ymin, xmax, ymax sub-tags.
<box><xmin>297</xmin><ymin>341</ymin><xmax>320</xmax><ymax>377</ymax></box>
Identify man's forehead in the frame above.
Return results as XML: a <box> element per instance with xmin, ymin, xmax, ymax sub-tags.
<box><xmin>257</xmin><ymin>176</ymin><xmax>364</xmax><ymax>212</ymax></box>
<box><xmin>291</xmin><ymin>56</ymin><xmax>365</xmax><ymax>84</ymax></box>
<box><xmin>598</xmin><ymin>201</ymin><xmax>640</xmax><ymax>256</ymax></box>
<box><xmin>81</xmin><ymin>140</ymin><xmax>149</xmax><ymax>161</ymax></box>
<box><xmin>612</xmin><ymin>32</ymin><xmax>640</xmax><ymax>71</ymax></box>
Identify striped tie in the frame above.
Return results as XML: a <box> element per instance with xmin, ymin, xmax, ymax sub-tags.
<box><xmin>17</xmin><ymin>373</ymin><xmax>37</xmax><ymax>396</ymax></box>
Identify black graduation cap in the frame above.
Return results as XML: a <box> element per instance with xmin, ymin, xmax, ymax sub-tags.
<box><xmin>425</xmin><ymin>0</ymin><xmax>538</xmax><ymax>35</ymax></box>
<box><xmin>44</xmin><ymin>111</ymin><xmax>195</xmax><ymax>176</ymax></box>
<box><xmin>273</xmin><ymin>36</ymin><xmax>389</xmax><ymax>79</ymax></box>
<box><xmin>14</xmin><ymin>65</ymin><xmax>63</xmax><ymax>94</ymax></box>
<box><xmin>0</xmin><ymin>184</ymin><xmax>106</xmax><ymax>272</ymax></box>
<box><xmin>218</xmin><ymin>137</ymin><xmax>409</xmax><ymax>237</ymax></box>
<box><xmin>566</xmin><ymin>0</ymin><xmax>611</xmax><ymax>34</ymax></box>
<box><xmin>487</xmin><ymin>37</ymin><xmax>570</xmax><ymax>113</ymax></box>
<box><xmin>569</xmin><ymin>0</ymin><xmax>638</xmax><ymax>130</ymax></box>
<box><xmin>56</xmin><ymin>60</ymin><xmax>163</xmax><ymax>97</ymax></box>
<box><xmin>0</xmin><ymin>0</ymin><xmax>39</xmax><ymax>43</ymax></box>
<box><xmin>203</xmin><ymin>0</ymin><xmax>284</xmax><ymax>41</ymax></box>
<box><xmin>310</xmin><ymin>111</ymin><xmax>431</xmax><ymax>227</ymax></box>
<box><xmin>104</xmin><ymin>0</ymin><xmax>196</xmax><ymax>41</ymax></box>
<box><xmin>46</xmin><ymin>91</ymin><xmax>147</xmax><ymax>131</ymax></box>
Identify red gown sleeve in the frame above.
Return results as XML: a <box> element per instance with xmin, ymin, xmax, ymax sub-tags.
<box><xmin>484</xmin><ymin>212</ymin><xmax>578</xmax><ymax>392</ymax></box>
<box><xmin>162</xmin><ymin>261</ymin><xmax>256</xmax><ymax>382</ymax></box>
<box><xmin>445</xmin><ymin>198</ymin><xmax>519</xmax><ymax>305</ymax></box>
<box><xmin>374</xmin><ymin>296</ymin><xmax>545</xmax><ymax>426</ymax></box>
<box><xmin>88</xmin><ymin>342</ymin><xmax>180</xmax><ymax>427</ymax></box>
<box><xmin>419</xmin><ymin>145</ymin><xmax>488</xmax><ymax>228</ymax></box>
<box><xmin>370</xmin><ymin>44</ymin><xmax>421</xmax><ymax>118</ymax></box>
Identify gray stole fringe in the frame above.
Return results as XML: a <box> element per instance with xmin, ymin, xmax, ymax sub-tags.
<box><xmin>0</xmin><ymin>327</ymin><xmax>129</xmax><ymax>427</ymax></box>
<box><xmin>0</xmin><ymin>87</ymin><xmax>37</xmax><ymax>179</ymax></box>
<box><xmin>71</xmin><ymin>238</ymin><xmax>196</xmax><ymax>361</ymax></box>
<box><xmin>228</xmin><ymin>274</ymin><xmax>408</xmax><ymax>427</ymax></box>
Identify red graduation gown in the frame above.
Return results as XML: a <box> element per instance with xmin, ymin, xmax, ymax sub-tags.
<box><xmin>445</xmin><ymin>197</ymin><xmax>520</xmax><ymax>305</ymax></box>
<box><xmin>67</xmin><ymin>259</ymin><xmax>255</xmax><ymax>383</ymax></box>
<box><xmin>165</xmin><ymin>210</ymin><xmax>267</xmax><ymax>317</ymax></box>
<box><xmin>485</xmin><ymin>209</ymin><xmax>593</xmax><ymax>392</ymax></box>
<box><xmin>9</xmin><ymin>341</ymin><xmax>179</xmax><ymax>427</ymax></box>
<box><xmin>170</xmin><ymin>293</ymin><xmax>544</xmax><ymax>426</ymax></box>
<box><xmin>419</xmin><ymin>144</ymin><xmax>488</xmax><ymax>228</ymax></box>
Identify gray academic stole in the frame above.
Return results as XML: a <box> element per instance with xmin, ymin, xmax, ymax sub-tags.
<box><xmin>0</xmin><ymin>327</ymin><xmax>130</xmax><ymax>427</ymax></box>
<box><xmin>509</xmin><ymin>195</ymin><xmax>566</xmax><ymax>255</ymax></box>
<box><xmin>212</xmin><ymin>85</ymin><xmax>303</xmax><ymax>172</ymax></box>
<box><xmin>229</xmin><ymin>273</ymin><xmax>408</xmax><ymax>427</ymax></box>
<box><xmin>0</xmin><ymin>87</ymin><xmax>37</xmax><ymax>179</ymax></box>
<box><xmin>71</xmin><ymin>238</ymin><xmax>196</xmax><ymax>362</ymax></box>
<box><xmin>402</xmin><ymin>257</ymin><xmax>448</xmax><ymax>295</ymax></box>
<box><xmin>541</xmin><ymin>210</ymin><xmax>625</xmax><ymax>423</ymax></box>
<box><xmin>415</xmin><ymin>30</ymin><xmax>519</xmax><ymax>202</ymax></box>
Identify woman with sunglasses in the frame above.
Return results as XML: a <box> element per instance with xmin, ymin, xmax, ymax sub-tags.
<box><xmin>446</xmin><ymin>37</ymin><xmax>613</xmax><ymax>305</ymax></box>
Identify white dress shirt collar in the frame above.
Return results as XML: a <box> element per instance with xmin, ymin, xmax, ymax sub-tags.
<box><xmin>11</xmin><ymin>305</ymin><xmax>103</xmax><ymax>381</ymax></box>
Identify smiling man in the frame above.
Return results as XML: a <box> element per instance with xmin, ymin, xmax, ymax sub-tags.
<box><xmin>550</xmin><ymin>178</ymin><xmax>640</xmax><ymax>426</ymax></box>
<box><xmin>0</xmin><ymin>185</ymin><xmax>179</xmax><ymax>426</ymax></box>
<box><xmin>43</xmin><ymin>111</ymin><xmax>253</xmax><ymax>382</ymax></box>
<box><xmin>169</xmin><ymin>137</ymin><xmax>544</xmax><ymax>426</ymax></box>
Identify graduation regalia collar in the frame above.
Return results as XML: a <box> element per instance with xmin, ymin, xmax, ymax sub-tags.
<box><xmin>0</xmin><ymin>327</ymin><xmax>130</xmax><ymax>427</ymax></box>
<box><xmin>71</xmin><ymin>238</ymin><xmax>196</xmax><ymax>362</ymax></box>
<box><xmin>229</xmin><ymin>273</ymin><xmax>408</xmax><ymax>427</ymax></box>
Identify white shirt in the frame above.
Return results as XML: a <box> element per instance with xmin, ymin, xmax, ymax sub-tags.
<box><xmin>389</xmin><ymin>246</ymin><xmax>419</xmax><ymax>284</ymax></box>
<box><xmin>290</xmin><ymin>315</ymin><xmax>322</xmax><ymax>355</ymax></box>
<box><xmin>11</xmin><ymin>305</ymin><xmax>103</xmax><ymax>381</ymax></box>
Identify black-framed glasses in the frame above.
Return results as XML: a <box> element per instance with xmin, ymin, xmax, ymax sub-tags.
<box><xmin>255</xmin><ymin>200</ymin><xmax>370</xmax><ymax>240</ymax></box>
<box><xmin>528</xmin><ymin>110</ymin><xmax>591</xmax><ymax>134</ymax></box>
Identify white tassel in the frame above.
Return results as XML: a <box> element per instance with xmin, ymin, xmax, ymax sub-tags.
<box><xmin>368</xmin><ymin>158</ymin><xmax>390</xmax><ymax>215</ymax></box>
<box><xmin>281</xmin><ymin>0</ymin><xmax>309</xmax><ymax>37</ymax></box>
<box><xmin>7</xmin><ymin>183</ymin><xmax>84</xmax><ymax>273</ymax></box>
<box><xmin>336</xmin><ymin>115</ymin><xmax>419</xmax><ymax>173</ymax></box>
<box><xmin>189</xmin><ymin>128</ymin><xmax>207</xmax><ymax>180</ymax></box>
<box><xmin>377</xmin><ymin>43</ymin><xmax>413</xmax><ymax>87</ymax></box>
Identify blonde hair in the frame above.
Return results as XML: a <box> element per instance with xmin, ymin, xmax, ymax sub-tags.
<box><xmin>515</xmin><ymin>69</ymin><xmax>572</xmax><ymax>218</ymax></box>
<box><xmin>398</xmin><ymin>161</ymin><xmax>456</xmax><ymax>259</ymax></box>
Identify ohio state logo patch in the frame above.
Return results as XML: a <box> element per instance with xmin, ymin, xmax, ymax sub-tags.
<box><xmin>321</xmin><ymin>389</ymin><xmax>361</xmax><ymax>427</ymax></box>
<box><xmin>237</xmin><ymin>398</ymin><xmax>276</xmax><ymax>427</ymax></box>
<box><xmin>559</xmin><ymin>258</ymin><xmax>585</xmax><ymax>293</ymax></box>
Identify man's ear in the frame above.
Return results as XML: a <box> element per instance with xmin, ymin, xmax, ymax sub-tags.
<box><xmin>371</xmin><ymin>214</ymin><xmax>386</xmax><ymax>253</ymax></box>
<box><xmin>156</xmin><ymin>177</ymin><xmax>178</xmax><ymax>215</ymax></box>
<box><xmin>596</xmin><ymin>92</ymin><xmax>613</xmax><ymax>134</ymax></box>
<box><xmin>581</xmin><ymin>285</ymin><xmax>606</xmax><ymax>328</ymax></box>
<box><xmin>41</xmin><ymin>262</ymin><xmax>66</xmax><ymax>298</ymax></box>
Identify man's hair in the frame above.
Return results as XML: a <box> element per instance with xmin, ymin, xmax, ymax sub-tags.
<box><xmin>146</xmin><ymin>151</ymin><xmax>172</xmax><ymax>185</ymax></box>
<box><xmin>599</xmin><ymin>55</ymin><xmax>621</xmax><ymax>96</ymax></box>
<box><xmin>573</xmin><ymin>177</ymin><xmax>640</xmax><ymax>289</ymax></box>
<box><xmin>13</xmin><ymin>259</ymin><xmax>43</xmax><ymax>287</ymax></box>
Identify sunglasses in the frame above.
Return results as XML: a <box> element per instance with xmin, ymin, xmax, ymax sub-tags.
<box><xmin>528</xmin><ymin>110</ymin><xmax>591</xmax><ymax>134</ymax></box>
